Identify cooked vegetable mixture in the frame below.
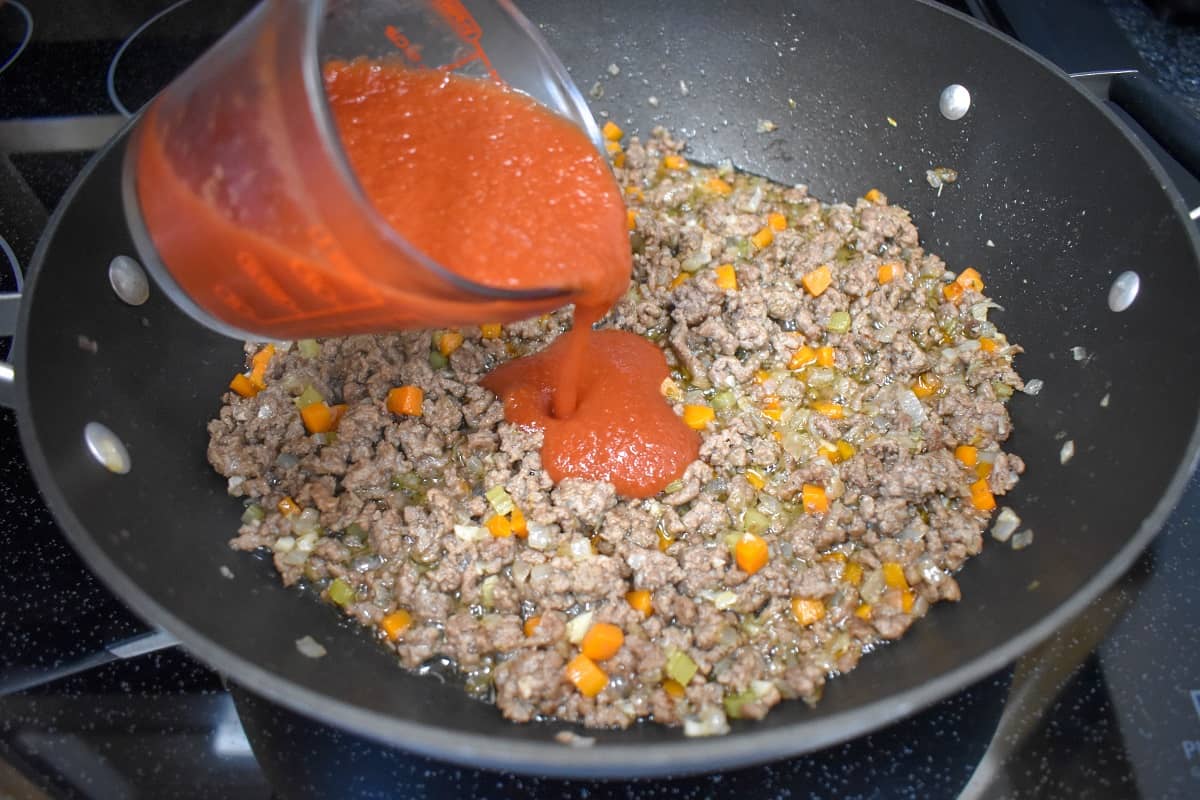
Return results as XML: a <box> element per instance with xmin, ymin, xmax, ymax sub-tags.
<box><xmin>209</xmin><ymin>128</ymin><xmax>1024</xmax><ymax>735</ymax></box>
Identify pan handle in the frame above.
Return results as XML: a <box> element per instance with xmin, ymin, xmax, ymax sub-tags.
<box><xmin>0</xmin><ymin>292</ymin><xmax>18</xmax><ymax>409</ymax></box>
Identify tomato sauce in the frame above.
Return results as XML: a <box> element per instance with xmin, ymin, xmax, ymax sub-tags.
<box><xmin>323</xmin><ymin>63</ymin><xmax>698</xmax><ymax>497</ymax></box>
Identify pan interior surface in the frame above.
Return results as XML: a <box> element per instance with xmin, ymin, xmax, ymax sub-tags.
<box><xmin>14</xmin><ymin>0</ymin><xmax>1200</xmax><ymax>777</ymax></box>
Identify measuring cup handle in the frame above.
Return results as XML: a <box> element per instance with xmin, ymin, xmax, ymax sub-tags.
<box><xmin>0</xmin><ymin>292</ymin><xmax>19</xmax><ymax>408</ymax></box>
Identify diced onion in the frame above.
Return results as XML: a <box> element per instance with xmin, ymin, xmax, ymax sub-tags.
<box><xmin>711</xmin><ymin>590</ymin><xmax>738</xmax><ymax>610</ymax></box>
<box><xmin>1071</xmin><ymin>346</ymin><xmax>1088</xmax><ymax>361</ymax></box>
<box><xmin>272</xmin><ymin>536</ymin><xmax>296</xmax><ymax>553</ymax></box>
<box><xmin>897</xmin><ymin>388</ymin><xmax>927</xmax><ymax>424</ymax></box>
<box><xmin>569</xmin><ymin>538</ymin><xmax>594</xmax><ymax>561</ymax></box>
<box><xmin>481</xmin><ymin>575</ymin><xmax>499</xmax><ymax>609</ymax></box>
<box><xmin>1022</xmin><ymin>378</ymin><xmax>1044</xmax><ymax>396</ymax></box>
<box><xmin>454</xmin><ymin>524</ymin><xmax>488</xmax><ymax>542</ymax></box>
<box><xmin>566</xmin><ymin>611</ymin><xmax>594</xmax><ymax>644</ymax></box>
<box><xmin>295</xmin><ymin>635</ymin><xmax>327</xmax><ymax>658</ymax></box>
<box><xmin>512</xmin><ymin>559</ymin><xmax>532</xmax><ymax>583</ymax></box>
<box><xmin>527</xmin><ymin>522</ymin><xmax>555</xmax><ymax>551</ymax></box>
<box><xmin>991</xmin><ymin>507</ymin><xmax>1021</xmax><ymax>542</ymax></box>
<box><xmin>1011</xmin><ymin>529</ymin><xmax>1035</xmax><ymax>550</ymax></box>
<box><xmin>1060</xmin><ymin>440</ymin><xmax>1075</xmax><ymax>464</ymax></box>
<box><xmin>684</xmin><ymin>707</ymin><xmax>731</xmax><ymax>738</ymax></box>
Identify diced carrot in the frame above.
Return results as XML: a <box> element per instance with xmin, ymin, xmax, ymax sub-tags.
<box><xmin>751</xmin><ymin>227</ymin><xmax>774</xmax><ymax>249</ymax></box>
<box><xmin>836</xmin><ymin>439</ymin><xmax>856</xmax><ymax>461</ymax></box>
<box><xmin>901</xmin><ymin>590</ymin><xmax>915</xmax><ymax>614</ymax></box>
<box><xmin>714</xmin><ymin>264</ymin><xmax>738</xmax><ymax>291</ymax></box>
<box><xmin>762</xmin><ymin>407</ymin><xmax>782</xmax><ymax>421</ymax></box>
<box><xmin>301</xmin><ymin>401</ymin><xmax>336</xmax><ymax>434</ymax></box>
<box><xmin>509</xmin><ymin>506</ymin><xmax>527</xmax><ymax>538</ymax></box>
<box><xmin>864</xmin><ymin>188</ymin><xmax>883</xmax><ymax>204</ymax></box>
<box><xmin>811</xmin><ymin>401</ymin><xmax>845</xmax><ymax>419</ymax></box>
<box><xmin>745</xmin><ymin>469</ymin><xmax>767</xmax><ymax>490</ymax></box>
<box><xmin>380</xmin><ymin>609</ymin><xmax>413</xmax><ymax>641</ymax></box>
<box><xmin>682</xmin><ymin>404</ymin><xmax>715</xmax><ymax>430</ymax></box>
<box><xmin>626</xmin><ymin>589</ymin><xmax>653</xmax><ymax>617</ymax></box>
<box><xmin>802</xmin><ymin>484</ymin><xmax>829</xmax><ymax>514</ymax></box>
<box><xmin>956</xmin><ymin>267</ymin><xmax>984</xmax><ymax>293</ymax></box>
<box><xmin>975</xmin><ymin>461</ymin><xmax>993</xmax><ymax>479</ymax></box>
<box><xmin>386</xmin><ymin>385</ymin><xmax>424</xmax><ymax>416</ymax></box>
<box><xmin>602</xmin><ymin>121</ymin><xmax>623</xmax><ymax>141</ymax></box>
<box><xmin>771</xmin><ymin>430</ymin><xmax>783</xmax><ymax>442</ymax></box>
<box><xmin>768</xmin><ymin>212</ymin><xmax>788</xmax><ymax>231</ymax></box>
<box><xmin>669</xmin><ymin>273</ymin><xmax>690</xmax><ymax>289</ymax></box>
<box><xmin>566</xmin><ymin>653</ymin><xmax>608</xmax><ymax>698</ymax></box>
<box><xmin>486</xmin><ymin>514</ymin><xmax>513</xmax><ymax>538</ymax></box>
<box><xmin>625</xmin><ymin>185</ymin><xmax>644</xmax><ymax>201</ymax></box>
<box><xmin>969</xmin><ymin>478</ymin><xmax>996</xmax><ymax>511</ymax></box>
<box><xmin>613</xmin><ymin>152</ymin><xmax>626</xmax><ymax>168</ymax></box>
<box><xmin>822</xmin><ymin>551</ymin><xmax>847</xmax><ymax>563</ymax></box>
<box><xmin>943</xmin><ymin>281</ymin><xmax>965</xmax><ymax>303</ymax></box>
<box><xmin>818</xmin><ymin>441</ymin><xmax>839</xmax><ymax>462</ymax></box>
<box><xmin>735</xmin><ymin>532</ymin><xmax>769</xmax><ymax>575</ymax></box>
<box><xmin>754</xmin><ymin>370</ymin><xmax>772</xmax><ymax>384</ymax></box>
<box><xmin>855</xmin><ymin>603</ymin><xmax>873</xmax><ymax>620</ymax></box>
<box><xmin>480</xmin><ymin>323</ymin><xmax>502</xmax><ymax>339</ymax></box>
<box><xmin>843</xmin><ymin>561</ymin><xmax>864</xmax><ymax>586</ymax></box>
<box><xmin>816</xmin><ymin>346</ymin><xmax>835</xmax><ymax>367</ymax></box>
<box><xmin>705</xmin><ymin>177</ymin><xmax>733</xmax><ymax>196</ymax></box>
<box><xmin>581</xmin><ymin>622</ymin><xmax>624</xmax><ymax>661</ymax></box>
<box><xmin>979</xmin><ymin>337</ymin><xmax>998</xmax><ymax>353</ymax></box>
<box><xmin>230</xmin><ymin>373</ymin><xmax>259</xmax><ymax>398</ymax></box>
<box><xmin>523</xmin><ymin>615</ymin><xmax>542</xmax><ymax>637</ymax></box>
<box><xmin>882</xmin><ymin>562</ymin><xmax>908</xmax><ymax>590</ymax></box>
<box><xmin>955</xmin><ymin>444</ymin><xmax>978</xmax><ymax>467</ymax></box>
<box><xmin>789</xmin><ymin>345</ymin><xmax>817</xmax><ymax>370</ymax></box>
<box><xmin>802</xmin><ymin>264</ymin><xmax>833</xmax><ymax>297</ymax></box>
<box><xmin>877</xmin><ymin>262</ymin><xmax>901</xmax><ymax>284</ymax></box>
<box><xmin>662</xmin><ymin>154</ymin><xmax>688</xmax><ymax>170</ymax></box>
<box><xmin>791</xmin><ymin>596</ymin><xmax>826</xmax><ymax>626</ymax></box>
<box><xmin>627</xmin><ymin>208</ymin><xmax>638</xmax><ymax>230</ymax></box>
<box><xmin>604</xmin><ymin>140</ymin><xmax>622</xmax><ymax>155</ymax></box>
<box><xmin>249</xmin><ymin>343</ymin><xmax>276</xmax><ymax>389</ymax></box>
<box><xmin>438</xmin><ymin>330</ymin><xmax>464</xmax><ymax>356</ymax></box>
<box><xmin>912</xmin><ymin>372</ymin><xmax>942</xmax><ymax>399</ymax></box>
<box><xmin>662</xmin><ymin>678</ymin><xmax>686</xmax><ymax>698</ymax></box>
<box><xmin>277</xmin><ymin>496</ymin><xmax>300</xmax><ymax>517</ymax></box>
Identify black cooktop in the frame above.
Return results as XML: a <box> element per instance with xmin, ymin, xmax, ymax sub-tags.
<box><xmin>1</xmin><ymin>1</ymin><xmax>1199</xmax><ymax>798</ymax></box>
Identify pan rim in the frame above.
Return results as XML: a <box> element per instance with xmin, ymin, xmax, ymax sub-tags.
<box><xmin>14</xmin><ymin>0</ymin><xmax>1200</xmax><ymax>779</ymax></box>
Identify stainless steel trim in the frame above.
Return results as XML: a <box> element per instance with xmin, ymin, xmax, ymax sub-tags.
<box><xmin>0</xmin><ymin>115</ymin><xmax>126</xmax><ymax>154</ymax></box>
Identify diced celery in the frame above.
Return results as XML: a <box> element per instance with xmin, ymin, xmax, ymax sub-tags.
<box><xmin>429</xmin><ymin>350</ymin><xmax>449</xmax><ymax>370</ymax></box>
<box><xmin>826</xmin><ymin>311</ymin><xmax>852</xmax><ymax>333</ymax></box>
<box><xmin>711</xmin><ymin>389</ymin><xmax>736</xmax><ymax>412</ymax></box>
<box><xmin>297</xmin><ymin>339</ymin><xmax>321</xmax><ymax>358</ymax></box>
<box><xmin>328</xmin><ymin>578</ymin><xmax>355</xmax><ymax>607</ymax></box>
<box><xmin>485</xmin><ymin>485</ymin><xmax>514</xmax><ymax>516</ymax></box>
<box><xmin>742</xmin><ymin>508</ymin><xmax>770</xmax><ymax>535</ymax></box>
<box><xmin>241</xmin><ymin>504</ymin><xmax>265</xmax><ymax>524</ymax></box>
<box><xmin>665</xmin><ymin>648</ymin><xmax>698</xmax><ymax>685</ymax></box>
<box><xmin>294</xmin><ymin>385</ymin><xmax>324</xmax><ymax>409</ymax></box>
<box><xmin>723</xmin><ymin>688</ymin><xmax>758</xmax><ymax>719</ymax></box>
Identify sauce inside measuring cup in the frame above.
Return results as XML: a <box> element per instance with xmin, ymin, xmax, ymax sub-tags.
<box><xmin>325</xmin><ymin>61</ymin><xmax>698</xmax><ymax>497</ymax></box>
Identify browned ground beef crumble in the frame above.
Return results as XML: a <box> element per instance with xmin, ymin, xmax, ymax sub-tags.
<box><xmin>208</xmin><ymin>129</ymin><xmax>1024</xmax><ymax>736</ymax></box>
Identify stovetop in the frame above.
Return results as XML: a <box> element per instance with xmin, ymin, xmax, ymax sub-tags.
<box><xmin>1</xmin><ymin>1</ymin><xmax>1199</xmax><ymax>798</ymax></box>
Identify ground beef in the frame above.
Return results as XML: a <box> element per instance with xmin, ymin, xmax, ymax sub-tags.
<box><xmin>208</xmin><ymin>129</ymin><xmax>1024</xmax><ymax>735</ymax></box>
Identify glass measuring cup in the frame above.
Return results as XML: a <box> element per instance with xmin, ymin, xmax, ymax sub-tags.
<box><xmin>123</xmin><ymin>0</ymin><xmax>603</xmax><ymax>340</ymax></box>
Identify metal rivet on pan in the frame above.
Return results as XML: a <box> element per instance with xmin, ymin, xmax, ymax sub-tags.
<box><xmin>84</xmin><ymin>422</ymin><xmax>131</xmax><ymax>474</ymax></box>
<box><xmin>939</xmin><ymin>84</ymin><xmax>971</xmax><ymax>121</ymax></box>
<box><xmin>1108</xmin><ymin>271</ymin><xmax>1140</xmax><ymax>312</ymax></box>
<box><xmin>108</xmin><ymin>255</ymin><xmax>150</xmax><ymax>306</ymax></box>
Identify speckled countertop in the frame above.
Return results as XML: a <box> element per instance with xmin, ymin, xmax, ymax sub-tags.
<box><xmin>1107</xmin><ymin>0</ymin><xmax>1200</xmax><ymax>119</ymax></box>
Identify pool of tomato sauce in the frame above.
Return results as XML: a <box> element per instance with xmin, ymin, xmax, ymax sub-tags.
<box><xmin>325</xmin><ymin>60</ymin><xmax>699</xmax><ymax>497</ymax></box>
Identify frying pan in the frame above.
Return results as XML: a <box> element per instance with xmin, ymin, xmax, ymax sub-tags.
<box><xmin>4</xmin><ymin>0</ymin><xmax>1200</xmax><ymax>780</ymax></box>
